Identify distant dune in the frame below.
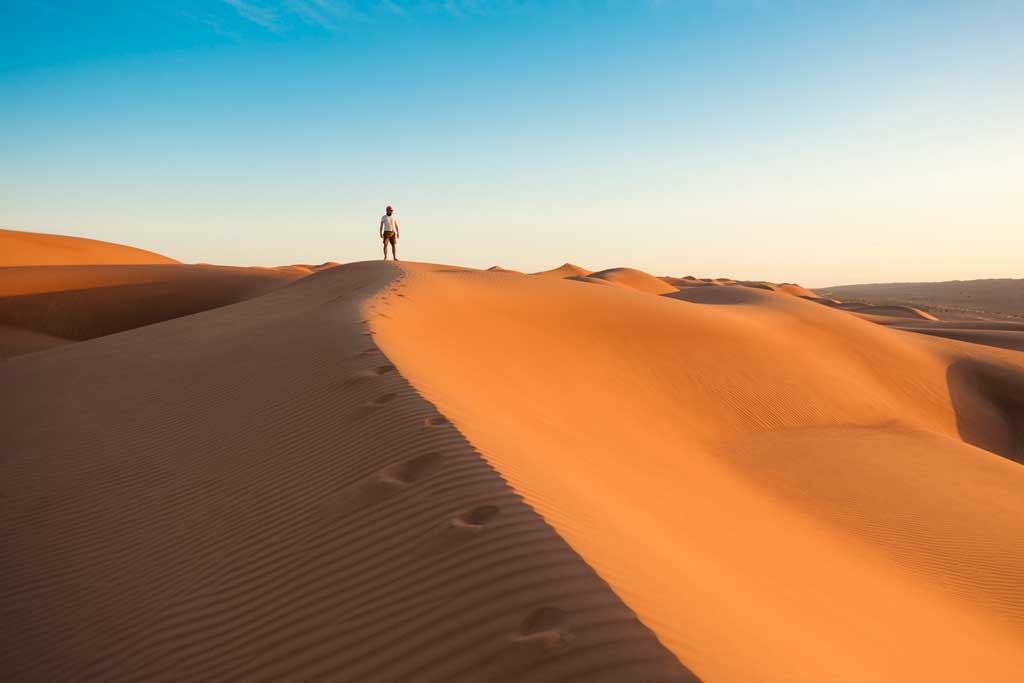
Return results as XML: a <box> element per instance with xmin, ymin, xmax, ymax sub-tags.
<box><xmin>580</xmin><ymin>267</ymin><xmax>678</xmax><ymax>294</ymax></box>
<box><xmin>0</xmin><ymin>230</ymin><xmax>318</xmax><ymax>358</ymax></box>
<box><xmin>0</xmin><ymin>227</ymin><xmax>178</xmax><ymax>266</ymax></box>
<box><xmin>813</xmin><ymin>279</ymin><xmax>1024</xmax><ymax>352</ymax></box>
<box><xmin>531</xmin><ymin>262</ymin><xmax>591</xmax><ymax>278</ymax></box>
<box><xmin>0</xmin><ymin>264</ymin><xmax>307</xmax><ymax>357</ymax></box>
<box><xmin>3</xmin><ymin>252</ymin><xmax>1024</xmax><ymax>682</ymax></box>
<box><xmin>817</xmin><ymin>278</ymin><xmax>1024</xmax><ymax>320</ymax></box>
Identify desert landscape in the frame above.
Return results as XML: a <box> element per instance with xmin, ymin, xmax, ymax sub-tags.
<box><xmin>2</xmin><ymin>228</ymin><xmax>1023</xmax><ymax>682</ymax></box>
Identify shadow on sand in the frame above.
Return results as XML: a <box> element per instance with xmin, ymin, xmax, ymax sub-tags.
<box><xmin>947</xmin><ymin>358</ymin><xmax>1024</xmax><ymax>465</ymax></box>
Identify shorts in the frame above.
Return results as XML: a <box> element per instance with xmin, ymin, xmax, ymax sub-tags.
<box><xmin>382</xmin><ymin>231</ymin><xmax>396</xmax><ymax>246</ymax></box>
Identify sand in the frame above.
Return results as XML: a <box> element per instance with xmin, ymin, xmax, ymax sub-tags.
<box><xmin>0</xmin><ymin>264</ymin><xmax>308</xmax><ymax>347</ymax></box>
<box><xmin>4</xmin><ymin>251</ymin><xmax>1024</xmax><ymax>682</ymax></box>
<box><xmin>373</xmin><ymin>262</ymin><xmax>1024</xmax><ymax>683</ymax></box>
<box><xmin>817</xmin><ymin>278</ymin><xmax>1024</xmax><ymax>320</ymax></box>
<box><xmin>0</xmin><ymin>227</ymin><xmax>178</xmax><ymax>266</ymax></box>
<box><xmin>0</xmin><ymin>261</ymin><xmax>696</xmax><ymax>682</ymax></box>
<box><xmin>0</xmin><ymin>231</ymin><xmax>312</xmax><ymax>356</ymax></box>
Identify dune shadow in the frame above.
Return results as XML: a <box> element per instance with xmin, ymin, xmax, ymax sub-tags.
<box><xmin>662</xmin><ymin>286</ymin><xmax>767</xmax><ymax>306</ymax></box>
<box><xmin>947</xmin><ymin>358</ymin><xmax>1024</xmax><ymax>464</ymax></box>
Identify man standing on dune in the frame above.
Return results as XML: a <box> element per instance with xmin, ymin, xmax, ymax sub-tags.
<box><xmin>379</xmin><ymin>205</ymin><xmax>399</xmax><ymax>261</ymax></box>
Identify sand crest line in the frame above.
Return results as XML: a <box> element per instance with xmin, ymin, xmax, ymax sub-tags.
<box><xmin>1</xmin><ymin>260</ymin><xmax>698</xmax><ymax>682</ymax></box>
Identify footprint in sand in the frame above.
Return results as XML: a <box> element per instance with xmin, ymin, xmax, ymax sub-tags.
<box><xmin>322</xmin><ymin>452</ymin><xmax>445</xmax><ymax>518</ymax></box>
<box><xmin>424</xmin><ymin>415</ymin><xmax>449</xmax><ymax>428</ymax></box>
<box><xmin>343</xmin><ymin>363</ymin><xmax>397</xmax><ymax>386</ymax></box>
<box><xmin>422</xmin><ymin>505</ymin><xmax>500</xmax><ymax>556</ymax></box>
<box><xmin>515</xmin><ymin>607</ymin><xmax>573</xmax><ymax>650</ymax></box>
<box><xmin>488</xmin><ymin>607</ymin><xmax>575</xmax><ymax>676</ymax></box>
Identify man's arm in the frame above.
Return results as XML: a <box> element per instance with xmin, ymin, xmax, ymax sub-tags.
<box><xmin>395</xmin><ymin>219</ymin><xmax>399</xmax><ymax>239</ymax></box>
<box><xmin>379</xmin><ymin>217</ymin><xmax>384</xmax><ymax>238</ymax></box>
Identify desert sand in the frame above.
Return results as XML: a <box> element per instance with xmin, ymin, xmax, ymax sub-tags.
<box><xmin>0</xmin><ymin>227</ymin><xmax>178</xmax><ymax>266</ymax></box>
<box><xmin>0</xmin><ymin>231</ymin><xmax>316</xmax><ymax>357</ymax></box>
<box><xmin>373</xmin><ymin>263</ymin><xmax>1024</xmax><ymax>683</ymax></box>
<box><xmin>3</xmin><ymin>241</ymin><xmax>1024</xmax><ymax>682</ymax></box>
<box><xmin>817</xmin><ymin>278</ymin><xmax>1024</xmax><ymax>320</ymax></box>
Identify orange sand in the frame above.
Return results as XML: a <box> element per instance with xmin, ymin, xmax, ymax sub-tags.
<box><xmin>4</xmin><ymin>244</ymin><xmax>1024</xmax><ymax>682</ymax></box>
<box><xmin>373</xmin><ymin>262</ymin><xmax>1024</xmax><ymax>683</ymax></box>
<box><xmin>0</xmin><ymin>231</ymin><xmax>313</xmax><ymax>354</ymax></box>
<box><xmin>0</xmin><ymin>261</ymin><xmax>697</xmax><ymax>682</ymax></box>
<box><xmin>1</xmin><ymin>227</ymin><xmax>177</xmax><ymax>266</ymax></box>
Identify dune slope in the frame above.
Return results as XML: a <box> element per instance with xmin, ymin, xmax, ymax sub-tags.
<box><xmin>0</xmin><ymin>264</ymin><xmax>308</xmax><ymax>347</ymax></box>
<box><xmin>372</xmin><ymin>263</ymin><xmax>1024</xmax><ymax>683</ymax></box>
<box><xmin>0</xmin><ymin>261</ymin><xmax>697</xmax><ymax>682</ymax></box>
<box><xmin>0</xmin><ymin>228</ymin><xmax>177</xmax><ymax>266</ymax></box>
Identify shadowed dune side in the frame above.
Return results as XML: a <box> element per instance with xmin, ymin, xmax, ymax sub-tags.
<box><xmin>666</xmin><ymin>277</ymin><xmax>720</xmax><ymax>288</ymax></box>
<box><xmin>0</xmin><ymin>264</ymin><xmax>307</xmax><ymax>345</ymax></box>
<box><xmin>566</xmin><ymin>275</ymin><xmax>616</xmax><ymax>287</ymax></box>
<box><xmin>374</xmin><ymin>263</ymin><xmax>1024</xmax><ymax>683</ymax></box>
<box><xmin>663</xmin><ymin>285</ymin><xmax>772</xmax><ymax>306</ymax></box>
<box><xmin>0</xmin><ymin>261</ymin><xmax>698</xmax><ymax>682</ymax></box>
<box><xmin>948</xmin><ymin>357</ymin><xmax>1024</xmax><ymax>464</ymax></box>
<box><xmin>0</xmin><ymin>325</ymin><xmax>71</xmax><ymax>359</ymax></box>
<box><xmin>0</xmin><ymin>228</ymin><xmax>177</xmax><ymax>266</ymax></box>
<box><xmin>905</xmin><ymin>327</ymin><xmax>1024</xmax><ymax>352</ymax></box>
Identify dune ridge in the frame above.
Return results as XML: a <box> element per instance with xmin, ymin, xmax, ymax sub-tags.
<box><xmin>0</xmin><ymin>264</ymin><xmax>309</xmax><ymax>354</ymax></box>
<box><xmin>373</xmin><ymin>262</ymin><xmax>1024</xmax><ymax>683</ymax></box>
<box><xmin>0</xmin><ymin>261</ymin><xmax>698</xmax><ymax>682</ymax></box>
<box><xmin>0</xmin><ymin>228</ymin><xmax>177</xmax><ymax>266</ymax></box>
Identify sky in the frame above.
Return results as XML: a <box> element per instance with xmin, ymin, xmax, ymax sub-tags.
<box><xmin>1</xmin><ymin>1</ymin><xmax>1021</xmax><ymax>287</ymax></box>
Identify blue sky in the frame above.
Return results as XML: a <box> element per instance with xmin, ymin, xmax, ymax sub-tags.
<box><xmin>2</xmin><ymin>1</ymin><xmax>1021</xmax><ymax>286</ymax></box>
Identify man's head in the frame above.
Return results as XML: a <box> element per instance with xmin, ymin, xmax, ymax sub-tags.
<box><xmin>386</xmin><ymin>205</ymin><xmax>393</xmax><ymax>215</ymax></box>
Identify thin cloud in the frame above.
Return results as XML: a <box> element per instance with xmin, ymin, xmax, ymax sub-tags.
<box><xmin>222</xmin><ymin>0</ymin><xmax>281</xmax><ymax>31</ymax></box>
<box><xmin>219</xmin><ymin>0</ymin><xmax>528</xmax><ymax>32</ymax></box>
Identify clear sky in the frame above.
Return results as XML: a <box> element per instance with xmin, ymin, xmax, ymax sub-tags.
<box><xmin>2</xmin><ymin>1</ymin><xmax>1021</xmax><ymax>286</ymax></box>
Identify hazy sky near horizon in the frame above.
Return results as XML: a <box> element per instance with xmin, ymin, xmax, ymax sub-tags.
<box><xmin>2</xmin><ymin>1</ymin><xmax>1021</xmax><ymax>286</ymax></box>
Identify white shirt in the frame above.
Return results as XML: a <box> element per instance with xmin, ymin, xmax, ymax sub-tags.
<box><xmin>382</xmin><ymin>214</ymin><xmax>397</xmax><ymax>233</ymax></box>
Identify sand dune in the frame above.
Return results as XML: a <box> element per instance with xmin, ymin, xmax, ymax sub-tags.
<box><xmin>579</xmin><ymin>268</ymin><xmax>678</xmax><ymax>294</ymax></box>
<box><xmin>893</xmin><ymin>325</ymin><xmax>1024</xmax><ymax>353</ymax></box>
<box><xmin>0</xmin><ymin>261</ymin><xmax>697</xmax><ymax>682</ymax></box>
<box><xmin>817</xmin><ymin>278</ymin><xmax>1024</xmax><ymax>320</ymax></box>
<box><xmin>833</xmin><ymin>302</ymin><xmax>938</xmax><ymax>321</ymax></box>
<box><xmin>0</xmin><ymin>325</ymin><xmax>71</xmax><ymax>359</ymax></box>
<box><xmin>532</xmin><ymin>263</ymin><xmax>592</xmax><ymax>278</ymax></box>
<box><xmin>374</xmin><ymin>262</ymin><xmax>1024</xmax><ymax>683</ymax></box>
<box><xmin>0</xmin><ymin>264</ymin><xmax>307</xmax><ymax>348</ymax></box>
<box><xmin>5</xmin><ymin>254</ymin><xmax>1024</xmax><ymax>682</ymax></box>
<box><xmin>812</xmin><ymin>287</ymin><xmax>1024</xmax><ymax>352</ymax></box>
<box><xmin>1</xmin><ymin>227</ymin><xmax>177</xmax><ymax>266</ymax></box>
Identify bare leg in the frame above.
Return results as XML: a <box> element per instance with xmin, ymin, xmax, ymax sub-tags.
<box><xmin>393</xmin><ymin>239</ymin><xmax>398</xmax><ymax>261</ymax></box>
<box><xmin>382</xmin><ymin>238</ymin><xmax>388</xmax><ymax>260</ymax></box>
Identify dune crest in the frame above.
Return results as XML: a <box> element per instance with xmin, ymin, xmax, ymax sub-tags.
<box><xmin>532</xmin><ymin>263</ymin><xmax>591</xmax><ymax>278</ymax></box>
<box><xmin>582</xmin><ymin>267</ymin><xmax>678</xmax><ymax>294</ymax></box>
<box><xmin>0</xmin><ymin>261</ymin><xmax>698</xmax><ymax>682</ymax></box>
<box><xmin>0</xmin><ymin>264</ymin><xmax>307</xmax><ymax>350</ymax></box>
<box><xmin>0</xmin><ymin>228</ymin><xmax>177</xmax><ymax>266</ymax></box>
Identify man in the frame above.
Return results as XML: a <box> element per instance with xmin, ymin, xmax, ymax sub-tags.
<box><xmin>379</xmin><ymin>205</ymin><xmax>399</xmax><ymax>261</ymax></box>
